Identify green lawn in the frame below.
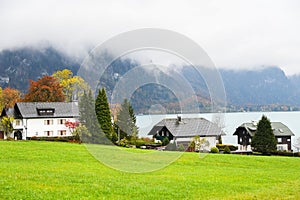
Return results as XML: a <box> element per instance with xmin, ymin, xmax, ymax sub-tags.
<box><xmin>0</xmin><ymin>141</ymin><xmax>300</xmax><ymax>199</ymax></box>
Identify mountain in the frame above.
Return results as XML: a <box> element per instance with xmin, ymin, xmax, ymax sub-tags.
<box><xmin>0</xmin><ymin>46</ymin><xmax>299</xmax><ymax>113</ymax></box>
<box><xmin>0</xmin><ymin>47</ymin><xmax>79</xmax><ymax>92</ymax></box>
<box><xmin>220</xmin><ymin>67</ymin><xmax>297</xmax><ymax>106</ymax></box>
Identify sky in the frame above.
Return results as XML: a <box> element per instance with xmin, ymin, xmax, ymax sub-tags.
<box><xmin>0</xmin><ymin>0</ymin><xmax>300</xmax><ymax>75</ymax></box>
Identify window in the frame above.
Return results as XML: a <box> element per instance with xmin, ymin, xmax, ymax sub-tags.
<box><xmin>277</xmin><ymin>138</ymin><xmax>282</xmax><ymax>143</ymax></box>
<box><xmin>58</xmin><ymin>130</ymin><xmax>67</xmax><ymax>136</ymax></box>
<box><xmin>44</xmin><ymin>120</ymin><xmax>53</xmax><ymax>125</ymax></box>
<box><xmin>287</xmin><ymin>138</ymin><xmax>291</xmax><ymax>142</ymax></box>
<box><xmin>37</xmin><ymin>108</ymin><xmax>55</xmax><ymax>116</ymax></box>
<box><xmin>44</xmin><ymin>131</ymin><xmax>53</xmax><ymax>136</ymax></box>
<box><xmin>58</xmin><ymin>119</ymin><xmax>66</xmax><ymax>125</ymax></box>
<box><xmin>16</xmin><ymin>120</ymin><xmax>21</xmax><ymax>126</ymax></box>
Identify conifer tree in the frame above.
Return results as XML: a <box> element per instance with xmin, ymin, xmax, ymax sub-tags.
<box><xmin>251</xmin><ymin>115</ymin><xmax>277</xmax><ymax>154</ymax></box>
<box><xmin>116</xmin><ymin>99</ymin><xmax>138</xmax><ymax>142</ymax></box>
<box><xmin>95</xmin><ymin>88</ymin><xmax>117</xmax><ymax>143</ymax></box>
<box><xmin>79</xmin><ymin>90</ymin><xmax>106</xmax><ymax>144</ymax></box>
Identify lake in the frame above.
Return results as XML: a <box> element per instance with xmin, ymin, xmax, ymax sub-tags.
<box><xmin>136</xmin><ymin>111</ymin><xmax>300</xmax><ymax>150</ymax></box>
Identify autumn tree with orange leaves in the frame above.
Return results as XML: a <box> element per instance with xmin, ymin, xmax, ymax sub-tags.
<box><xmin>1</xmin><ymin>87</ymin><xmax>21</xmax><ymax>109</ymax></box>
<box><xmin>23</xmin><ymin>76</ymin><xmax>65</xmax><ymax>102</ymax></box>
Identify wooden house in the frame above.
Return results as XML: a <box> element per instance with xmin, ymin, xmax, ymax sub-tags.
<box><xmin>233</xmin><ymin>121</ymin><xmax>294</xmax><ymax>151</ymax></box>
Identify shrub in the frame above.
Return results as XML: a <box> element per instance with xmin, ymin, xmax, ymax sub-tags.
<box><xmin>5</xmin><ymin>137</ymin><xmax>14</xmax><ymax>141</ymax></box>
<box><xmin>210</xmin><ymin>147</ymin><xmax>219</xmax><ymax>153</ymax></box>
<box><xmin>29</xmin><ymin>136</ymin><xmax>74</xmax><ymax>142</ymax></box>
<box><xmin>140</xmin><ymin>137</ymin><xmax>154</xmax><ymax>143</ymax></box>
<box><xmin>162</xmin><ymin>137</ymin><xmax>170</xmax><ymax>146</ymax></box>
<box><xmin>135</xmin><ymin>139</ymin><xmax>147</xmax><ymax>148</ymax></box>
<box><xmin>224</xmin><ymin>146</ymin><xmax>231</xmax><ymax>154</ymax></box>
<box><xmin>119</xmin><ymin>138</ymin><xmax>129</xmax><ymax>147</ymax></box>
<box><xmin>165</xmin><ymin>142</ymin><xmax>177</xmax><ymax>151</ymax></box>
<box><xmin>178</xmin><ymin>144</ymin><xmax>185</xmax><ymax>152</ymax></box>
<box><xmin>216</xmin><ymin>144</ymin><xmax>238</xmax><ymax>151</ymax></box>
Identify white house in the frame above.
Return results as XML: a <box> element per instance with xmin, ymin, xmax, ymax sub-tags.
<box><xmin>0</xmin><ymin>102</ymin><xmax>79</xmax><ymax>140</ymax></box>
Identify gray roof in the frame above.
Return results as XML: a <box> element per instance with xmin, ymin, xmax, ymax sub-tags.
<box><xmin>234</xmin><ymin>122</ymin><xmax>294</xmax><ymax>137</ymax></box>
<box><xmin>12</xmin><ymin>102</ymin><xmax>79</xmax><ymax>118</ymax></box>
<box><xmin>148</xmin><ymin>117</ymin><xmax>225</xmax><ymax>137</ymax></box>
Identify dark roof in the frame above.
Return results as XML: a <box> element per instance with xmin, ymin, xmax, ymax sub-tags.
<box><xmin>6</xmin><ymin>102</ymin><xmax>79</xmax><ymax>119</ymax></box>
<box><xmin>148</xmin><ymin>117</ymin><xmax>225</xmax><ymax>137</ymax></box>
<box><xmin>233</xmin><ymin>122</ymin><xmax>294</xmax><ymax>137</ymax></box>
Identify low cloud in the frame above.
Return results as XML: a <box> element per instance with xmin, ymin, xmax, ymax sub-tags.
<box><xmin>0</xmin><ymin>0</ymin><xmax>300</xmax><ymax>75</ymax></box>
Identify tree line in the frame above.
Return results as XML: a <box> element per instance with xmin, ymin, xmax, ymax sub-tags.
<box><xmin>0</xmin><ymin>69</ymin><xmax>139</xmax><ymax>145</ymax></box>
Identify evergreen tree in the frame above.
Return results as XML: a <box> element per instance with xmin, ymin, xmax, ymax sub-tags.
<box><xmin>79</xmin><ymin>90</ymin><xmax>107</xmax><ymax>144</ymax></box>
<box><xmin>115</xmin><ymin>99</ymin><xmax>139</xmax><ymax>142</ymax></box>
<box><xmin>251</xmin><ymin>115</ymin><xmax>277</xmax><ymax>154</ymax></box>
<box><xmin>95</xmin><ymin>88</ymin><xmax>117</xmax><ymax>143</ymax></box>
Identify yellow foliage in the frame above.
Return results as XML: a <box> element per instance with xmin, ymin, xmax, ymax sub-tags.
<box><xmin>52</xmin><ymin>69</ymin><xmax>90</xmax><ymax>102</ymax></box>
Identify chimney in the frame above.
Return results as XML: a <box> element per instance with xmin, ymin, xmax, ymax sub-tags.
<box><xmin>177</xmin><ymin>116</ymin><xmax>182</xmax><ymax>122</ymax></box>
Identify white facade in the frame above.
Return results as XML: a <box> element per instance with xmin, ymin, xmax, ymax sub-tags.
<box><xmin>175</xmin><ymin>136</ymin><xmax>217</xmax><ymax>150</ymax></box>
<box><xmin>1</xmin><ymin>102</ymin><xmax>80</xmax><ymax>140</ymax></box>
<box><xmin>238</xmin><ymin>144</ymin><xmax>289</xmax><ymax>151</ymax></box>
<box><xmin>9</xmin><ymin>117</ymin><xmax>78</xmax><ymax>140</ymax></box>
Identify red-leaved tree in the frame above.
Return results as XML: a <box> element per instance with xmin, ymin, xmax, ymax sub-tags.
<box><xmin>2</xmin><ymin>87</ymin><xmax>21</xmax><ymax>108</ymax></box>
<box><xmin>23</xmin><ymin>76</ymin><xmax>65</xmax><ymax>102</ymax></box>
<box><xmin>65</xmin><ymin>120</ymin><xmax>80</xmax><ymax>135</ymax></box>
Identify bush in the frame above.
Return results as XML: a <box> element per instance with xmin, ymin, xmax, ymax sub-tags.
<box><xmin>216</xmin><ymin>144</ymin><xmax>238</xmax><ymax>151</ymax></box>
<box><xmin>140</xmin><ymin>137</ymin><xmax>154</xmax><ymax>143</ymax></box>
<box><xmin>119</xmin><ymin>138</ymin><xmax>129</xmax><ymax>147</ymax></box>
<box><xmin>29</xmin><ymin>136</ymin><xmax>75</xmax><ymax>142</ymax></box>
<box><xmin>134</xmin><ymin>138</ymin><xmax>156</xmax><ymax>148</ymax></box>
<box><xmin>178</xmin><ymin>144</ymin><xmax>185</xmax><ymax>152</ymax></box>
<box><xmin>271</xmin><ymin>151</ymin><xmax>300</xmax><ymax>157</ymax></box>
<box><xmin>135</xmin><ymin>139</ymin><xmax>147</xmax><ymax>148</ymax></box>
<box><xmin>210</xmin><ymin>147</ymin><xmax>219</xmax><ymax>153</ymax></box>
<box><xmin>162</xmin><ymin>137</ymin><xmax>170</xmax><ymax>146</ymax></box>
<box><xmin>165</xmin><ymin>142</ymin><xmax>177</xmax><ymax>151</ymax></box>
<box><xmin>224</xmin><ymin>146</ymin><xmax>231</xmax><ymax>154</ymax></box>
<box><xmin>6</xmin><ymin>137</ymin><xmax>14</xmax><ymax>141</ymax></box>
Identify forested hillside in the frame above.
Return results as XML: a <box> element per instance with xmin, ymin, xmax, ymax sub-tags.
<box><xmin>1</xmin><ymin>46</ymin><xmax>299</xmax><ymax>113</ymax></box>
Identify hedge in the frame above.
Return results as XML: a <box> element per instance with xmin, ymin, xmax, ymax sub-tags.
<box><xmin>216</xmin><ymin>144</ymin><xmax>238</xmax><ymax>151</ymax></box>
<box><xmin>28</xmin><ymin>136</ymin><xmax>76</xmax><ymax>142</ymax></box>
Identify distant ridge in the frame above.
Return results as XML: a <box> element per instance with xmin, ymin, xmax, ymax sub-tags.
<box><xmin>0</xmin><ymin>46</ymin><xmax>79</xmax><ymax>92</ymax></box>
<box><xmin>0</xmin><ymin>46</ymin><xmax>300</xmax><ymax>113</ymax></box>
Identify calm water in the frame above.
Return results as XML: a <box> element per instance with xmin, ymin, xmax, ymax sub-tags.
<box><xmin>136</xmin><ymin>111</ymin><xmax>300</xmax><ymax>150</ymax></box>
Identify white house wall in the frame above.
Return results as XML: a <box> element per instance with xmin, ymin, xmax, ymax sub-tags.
<box><xmin>175</xmin><ymin>136</ymin><xmax>217</xmax><ymax>149</ymax></box>
<box><xmin>20</xmin><ymin>118</ymin><xmax>77</xmax><ymax>139</ymax></box>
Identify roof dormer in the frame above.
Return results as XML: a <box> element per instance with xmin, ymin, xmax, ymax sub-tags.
<box><xmin>36</xmin><ymin>108</ymin><xmax>55</xmax><ymax>116</ymax></box>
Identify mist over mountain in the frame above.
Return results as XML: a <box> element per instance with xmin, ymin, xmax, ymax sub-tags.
<box><xmin>0</xmin><ymin>46</ymin><xmax>299</xmax><ymax>112</ymax></box>
<box><xmin>220</xmin><ymin>67</ymin><xmax>297</xmax><ymax>105</ymax></box>
<box><xmin>0</xmin><ymin>46</ymin><xmax>79</xmax><ymax>92</ymax></box>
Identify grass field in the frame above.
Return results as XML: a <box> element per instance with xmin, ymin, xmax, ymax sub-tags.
<box><xmin>0</xmin><ymin>141</ymin><xmax>300</xmax><ymax>200</ymax></box>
